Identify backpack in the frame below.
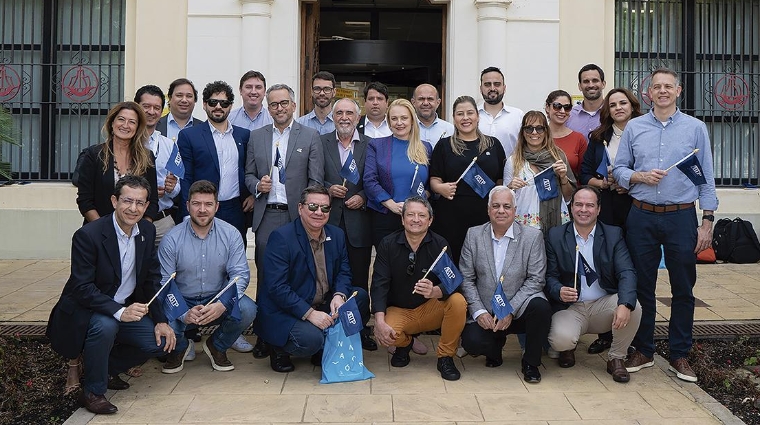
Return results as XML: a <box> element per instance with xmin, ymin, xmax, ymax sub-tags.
<box><xmin>712</xmin><ymin>218</ymin><xmax>760</xmax><ymax>263</ymax></box>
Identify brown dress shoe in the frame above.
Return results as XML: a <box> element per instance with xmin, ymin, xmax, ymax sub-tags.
<box><xmin>79</xmin><ymin>391</ymin><xmax>117</xmax><ymax>414</ymax></box>
<box><xmin>558</xmin><ymin>349</ymin><xmax>576</xmax><ymax>368</ymax></box>
<box><xmin>606</xmin><ymin>358</ymin><xmax>630</xmax><ymax>383</ymax></box>
<box><xmin>669</xmin><ymin>358</ymin><xmax>698</xmax><ymax>382</ymax></box>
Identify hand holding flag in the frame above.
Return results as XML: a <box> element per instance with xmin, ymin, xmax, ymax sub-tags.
<box><xmin>337</xmin><ymin>291</ymin><xmax>363</xmax><ymax>336</ymax></box>
<box><xmin>212</xmin><ymin>277</ymin><xmax>242</xmax><ymax>321</ymax></box>
<box><xmin>534</xmin><ymin>166</ymin><xmax>559</xmax><ymax>201</ymax></box>
<box><xmin>165</xmin><ymin>144</ymin><xmax>185</xmax><ymax>179</ymax></box>
<box><xmin>573</xmin><ymin>245</ymin><xmax>580</xmax><ymax>291</ymax></box>
<box><xmin>274</xmin><ymin>145</ymin><xmax>287</xmax><ymax>183</ymax></box>
<box><xmin>595</xmin><ymin>141</ymin><xmax>612</xmax><ymax>179</ymax></box>
<box><xmin>339</xmin><ymin>150</ymin><xmax>361</xmax><ymax>185</ymax></box>
<box><xmin>427</xmin><ymin>247</ymin><xmax>464</xmax><ymax>295</ymax></box>
<box><xmin>491</xmin><ymin>275</ymin><xmax>514</xmax><ymax>320</ymax></box>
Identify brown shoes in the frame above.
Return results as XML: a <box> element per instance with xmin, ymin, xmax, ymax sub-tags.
<box><xmin>624</xmin><ymin>350</ymin><xmax>654</xmax><ymax>372</ymax></box>
<box><xmin>606</xmin><ymin>359</ymin><xmax>630</xmax><ymax>383</ymax></box>
<box><xmin>203</xmin><ymin>336</ymin><xmax>234</xmax><ymax>371</ymax></box>
<box><xmin>79</xmin><ymin>391</ymin><xmax>117</xmax><ymax>415</ymax></box>
<box><xmin>669</xmin><ymin>358</ymin><xmax>698</xmax><ymax>382</ymax></box>
<box><xmin>162</xmin><ymin>343</ymin><xmax>190</xmax><ymax>374</ymax></box>
<box><xmin>558</xmin><ymin>349</ymin><xmax>576</xmax><ymax>368</ymax></box>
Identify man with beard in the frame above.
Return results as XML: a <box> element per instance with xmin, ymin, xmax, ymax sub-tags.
<box><xmin>297</xmin><ymin>71</ymin><xmax>336</xmax><ymax>135</ymax></box>
<box><xmin>177</xmin><ymin>81</ymin><xmax>253</xmax><ymax>245</ymax></box>
<box><xmin>566</xmin><ymin>64</ymin><xmax>607</xmax><ymax>143</ymax></box>
<box><xmin>134</xmin><ymin>85</ymin><xmax>180</xmax><ymax>245</ymax></box>
<box><xmin>478</xmin><ymin>66</ymin><xmax>524</xmax><ymax>158</ymax></box>
<box><xmin>411</xmin><ymin>84</ymin><xmax>454</xmax><ymax>148</ymax></box>
<box><xmin>159</xmin><ymin>180</ymin><xmax>257</xmax><ymax>374</ymax></box>
<box><xmin>157</xmin><ymin>78</ymin><xmax>204</xmax><ymax>141</ymax></box>
<box><xmin>357</xmin><ymin>81</ymin><xmax>392</xmax><ymax>138</ymax></box>
<box><xmin>230</xmin><ymin>70</ymin><xmax>273</xmax><ymax>131</ymax></box>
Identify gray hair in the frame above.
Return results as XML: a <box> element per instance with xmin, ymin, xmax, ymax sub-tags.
<box><xmin>487</xmin><ymin>185</ymin><xmax>516</xmax><ymax>206</ymax></box>
<box><xmin>402</xmin><ymin>195</ymin><xmax>434</xmax><ymax>218</ymax></box>
<box><xmin>334</xmin><ymin>97</ymin><xmax>361</xmax><ymax>115</ymax></box>
<box><xmin>266</xmin><ymin>83</ymin><xmax>296</xmax><ymax>103</ymax></box>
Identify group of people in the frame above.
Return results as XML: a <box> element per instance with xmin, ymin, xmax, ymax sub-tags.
<box><xmin>47</xmin><ymin>63</ymin><xmax>718</xmax><ymax>415</ymax></box>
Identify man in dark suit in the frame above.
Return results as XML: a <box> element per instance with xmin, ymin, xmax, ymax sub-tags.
<box><xmin>47</xmin><ymin>175</ymin><xmax>175</xmax><ymax>415</ymax></box>
<box><xmin>156</xmin><ymin>78</ymin><xmax>204</xmax><ymax>141</ymax></box>
<box><xmin>356</xmin><ymin>81</ymin><xmax>391</xmax><ymax>138</ymax></box>
<box><xmin>244</xmin><ymin>83</ymin><xmax>324</xmax><ymax>358</ymax></box>
<box><xmin>255</xmin><ymin>185</ymin><xmax>370</xmax><ymax>372</ymax></box>
<box><xmin>544</xmin><ymin>186</ymin><xmax>641</xmax><ymax>383</ymax></box>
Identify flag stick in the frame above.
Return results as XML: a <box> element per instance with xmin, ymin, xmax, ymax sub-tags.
<box><xmin>205</xmin><ymin>276</ymin><xmax>240</xmax><ymax>307</ymax></box>
<box><xmin>146</xmin><ymin>272</ymin><xmax>176</xmax><ymax>307</ymax></box>
<box><xmin>342</xmin><ymin>178</ymin><xmax>347</xmax><ymax>187</ymax></box>
<box><xmin>413</xmin><ymin>246</ymin><xmax>448</xmax><ymax>294</ymax></box>
<box><xmin>573</xmin><ymin>246</ymin><xmax>580</xmax><ymax>291</ymax></box>
<box><xmin>493</xmin><ymin>275</ymin><xmax>504</xmax><ymax>322</ymax></box>
<box><xmin>664</xmin><ymin>149</ymin><xmax>699</xmax><ymax>172</ymax></box>
<box><xmin>410</xmin><ymin>164</ymin><xmax>419</xmax><ymax>191</ymax></box>
<box><xmin>455</xmin><ymin>156</ymin><xmax>478</xmax><ymax>184</ymax></box>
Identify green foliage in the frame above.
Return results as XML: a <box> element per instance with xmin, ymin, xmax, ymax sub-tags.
<box><xmin>0</xmin><ymin>107</ymin><xmax>20</xmax><ymax>181</ymax></box>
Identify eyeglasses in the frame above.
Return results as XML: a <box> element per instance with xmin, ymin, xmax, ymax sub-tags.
<box><xmin>119</xmin><ymin>197</ymin><xmax>147</xmax><ymax>208</ymax></box>
<box><xmin>305</xmin><ymin>203</ymin><xmax>331</xmax><ymax>213</ymax></box>
<box><xmin>406</xmin><ymin>252</ymin><xmax>416</xmax><ymax>276</ymax></box>
<box><xmin>522</xmin><ymin>125</ymin><xmax>546</xmax><ymax>134</ymax></box>
<box><xmin>207</xmin><ymin>99</ymin><xmax>232</xmax><ymax>108</ymax></box>
<box><xmin>268</xmin><ymin>100</ymin><xmax>291</xmax><ymax>109</ymax></box>
<box><xmin>312</xmin><ymin>86</ymin><xmax>334</xmax><ymax>94</ymax></box>
<box><xmin>550</xmin><ymin>102</ymin><xmax>573</xmax><ymax>112</ymax></box>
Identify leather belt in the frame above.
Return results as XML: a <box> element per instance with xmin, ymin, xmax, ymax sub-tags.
<box><xmin>266</xmin><ymin>203</ymin><xmax>288</xmax><ymax>210</ymax></box>
<box><xmin>632</xmin><ymin>199</ymin><xmax>694</xmax><ymax>213</ymax></box>
<box><xmin>158</xmin><ymin>207</ymin><xmax>178</xmax><ymax>219</ymax></box>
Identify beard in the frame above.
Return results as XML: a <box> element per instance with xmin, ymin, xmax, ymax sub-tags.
<box><xmin>483</xmin><ymin>92</ymin><xmax>504</xmax><ymax>105</ymax></box>
<box><xmin>208</xmin><ymin>111</ymin><xmax>229</xmax><ymax>124</ymax></box>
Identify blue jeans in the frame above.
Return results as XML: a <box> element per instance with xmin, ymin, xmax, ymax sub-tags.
<box><xmin>282</xmin><ymin>287</ymin><xmax>370</xmax><ymax>357</ymax></box>
<box><xmin>83</xmin><ymin>313</ymin><xmax>168</xmax><ymax>396</ymax></box>
<box><xmin>626</xmin><ymin>205</ymin><xmax>697</xmax><ymax>360</ymax></box>
<box><xmin>170</xmin><ymin>294</ymin><xmax>257</xmax><ymax>353</ymax></box>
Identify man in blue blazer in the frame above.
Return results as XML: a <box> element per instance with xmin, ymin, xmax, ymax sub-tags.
<box><xmin>177</xmin><ymin>80</ymin><xmax>254</xmax><ymax>245</ymax></box>
<box><xmin>254</xmin><ymin>185</ymin><xmax>370</xmax><ymax>372</ymax></box>
<box><xmin>545</xmin><ymin>186</ymin><xmax>641</xmax><ymax>383</ymax></box>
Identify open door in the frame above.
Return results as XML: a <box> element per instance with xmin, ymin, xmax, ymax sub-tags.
<box><xmin>300</xmin><ymin>1</ymin><xmax>320</xmax><ymax>116</ymax></box>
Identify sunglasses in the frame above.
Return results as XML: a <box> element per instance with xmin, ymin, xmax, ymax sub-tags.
<box><xmin>522</xmin><ymin>125</ymin><xmax>546</xmax><ymax>134</ymax></box>
<box><xmin>207</xmin><ymin>99</ymin><xmax>232</xmax><ymax>108</ymax></box>
<box><xmin>406</xmin><ymin>252</ymin><xmax>416</xmax><ymax>276</ymax></box>
<box><xmin>550</xmin><ymin>102</ymin><xmax>573</xmax><ymax>112</ymax></box>
<box><xmin>305</xmin><ymin>202</ymin><xmax>331</xmax><ymax>213</ymax></box>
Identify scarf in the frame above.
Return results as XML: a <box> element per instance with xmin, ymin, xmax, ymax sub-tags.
<box><xmin>523</xmin><ymin>148</ymin><xmax>575</xmax><ymax>234</ymax></box>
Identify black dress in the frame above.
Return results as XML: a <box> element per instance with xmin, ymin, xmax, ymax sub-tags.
<box><xmin>580</xmin><ymin>128</ymin><xmax>632</xmax><ymax>230</ymax></box>
<box><xmin>430</xmin><ymin>137</ymin><xmax>506</xmax><ymax>265</ymax></box>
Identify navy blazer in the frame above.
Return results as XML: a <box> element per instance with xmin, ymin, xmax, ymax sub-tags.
<box><xmin>544</xmin><ymin>221</ymin><xmax>637</xmax><ymax>311</ymax></box>
<box><xmin>46</xmin><ymin>215</ymin><xmax>163</xmax><ymax>359</ymax></box>
<box><xmin>254</xmin><ymin>219</ymin><xmax>352</xmax><ymax>347</ymax></box>
<box><xmin>177</xmin><ymin>122</ymin><xmax>251</xmax><ymax>217</ymax></box>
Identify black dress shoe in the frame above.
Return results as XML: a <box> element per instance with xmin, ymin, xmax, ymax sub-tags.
<box><xmin>252</xmin><ymin>337</ymin><xmax>270</xmax><ymax>359</ymax></box>
<box><xmin>437</xmin><ymin>356</ymin><xmax>461</xmax><ymax>381</ymax></box>
<box><xmin>558</xmin><ymin>349</ymin><xmax>576</xmax><ymax>368</ymax></box>
<box><xmin>390</xmin><ymin>341</ymin><xmax>413</xmax><ymax>367</ymax></box>
<box><xmin>311</xmin><ymin>350</ymin><xmax>323</xmax><ymax>367</ymax></box>
<box><xmin>270</xmin><ymin>349</ymin><xmax>295</xmax><ymax>373</ymax></box>
<box><xmin>107</xmin><ymin>375</ymin><xmax>130</xmax><ymax>390</ymax></box>
<box><xmin>607</xmin><ymin>358</ymin><xmax>630</xmax><ymax>383</ymax></box>
<box><xmin>522</xmin><ymin>360</ymin><xmax>542</xmax><ymax>383</ymax></box>
<box><xmin>361</xmin><ymin>332</ymin><xmax>378</xmax><ymax>351</ymax></box>
<box><xmin>79</xmin><ymin>391</ymin><xmax>118</xmax><ymax>414</ymax></box>
<box><xmin>485</xmin><ymin>356</ymin><xmax>503</xmax><ymax>368</ymax></box>
<box><xmin>587</xmin><ymin>337</ymin><xmax>612</xmax><ymax>354</ymax></box>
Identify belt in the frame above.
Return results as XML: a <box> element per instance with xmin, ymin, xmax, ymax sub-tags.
<box><xmin>632</xmin><ymin>199</ymin><xmax>694</xmax><ymax>213</ymax></box>
<box><xmin>158</xmin><ymin>207</ymin><xmax>178</xmax><ymax>219</ymax></box>
<box><xmin>266</xmin><ymin>203</ymin><xmax>288</xmax><ymax>210</ymax></box>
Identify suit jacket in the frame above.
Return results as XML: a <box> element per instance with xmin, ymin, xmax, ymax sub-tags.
<box><xmin>156</xmin><ymin>114</ymin><xmax>203</xmax><ymax>139</ymax></box>
<box><xmin>177</xmin><ymin>122</ymin><xmax>251</xmax><ymax>217</ymax></box>
<box><xmin>75</xmin><ymin>143</ymin><xmax>160</xmax><ymax>222</ymax></box>
<box><xmin>356</xmin><ymin>115</ymin><xmax>367</xmax><ymax>136</ymax></box>
<box><xmin>254</xmin><ymin>219</ymin><xmax>352</xmax><ymax>347</ymax></box>
<box><xmin>245</xmin><ymin>121</ymin><xmax>324</xmax><ymax>231</ymax></box>
<box><xmin>320</xmin><ymin>130</ymin><xmax>371</xmax><ymax>248</ymax></box>
<box><xmin>460</xmin><ymin>221</ymin><xmax>547</xmax><ymax>320</ymax></box>
<box><xmin>364</xmin><ymin>136</ymin><xmax>433</xmax><ymax>213</ymax></box>
<box><xmin>544</xmin><ymin>221</ymin><xmax>637</xmax><ymax>311</ymax></box>
<box><xmin>46</xmin><ymin>215</ymin><xmax>163</xmax><ymax>359</ymax></box>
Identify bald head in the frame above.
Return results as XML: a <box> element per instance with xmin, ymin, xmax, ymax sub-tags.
<box><xmin>412</xmin><ymin>84</ymin><xmax>441</xmax><ymax>124</ymax></box>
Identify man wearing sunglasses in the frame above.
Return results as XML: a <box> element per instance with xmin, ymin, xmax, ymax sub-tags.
<box><xmin>566</xmin><ymin>64</ymin><xmax>607</xmax><ymax>143</ymax></box>
<box><xmin>254</xmin><ymin>185</ymin><xmax>371</xmax><ymax>372</ymax></box>
<box><xmin>296</xmin><ymin>71</ymin><xmax>336</xmax><ymax>135</ymax></box>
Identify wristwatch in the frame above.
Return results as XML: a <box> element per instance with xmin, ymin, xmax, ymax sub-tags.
<box><xmin>702</xmin><ymin>214</ymin><xmax>715</xmax><ymax>222</ymax></box>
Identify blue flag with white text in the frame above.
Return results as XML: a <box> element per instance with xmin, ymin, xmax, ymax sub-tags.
<box><xmin>339</xmin><ymin>150</ymin><xmax>361</xmax><ymax>185</ymax></box>
<box><xmin>409</xmin><ymin>165</ymin><xmax>425</xmax><ymax>198</ymax></box>
<box><xmin>430</xmin><ymin>252</ymin><xmax>463</xmax><ymax>294</ymax></box>
<box><xmin>337</xmin><ymin>296</ymin><xmax>363</xmax><ymax>336</ymax></box>
<box><xmin>491</xmin><ymin>280</ymin><xmax>514</xmax><ymax>320</ymax></box>
<box><xmin>218</xmin><ymin>283</ymin><xmax>242</xmax><ymax>322</ymax></box>
<box><xmin>275</xmin><ymin>147</ymin><xmax>287</xmax><ymax>183</ymax></box>
<box><xmin>162</xmin><ymin>279</ymin><xmax>189</xmax><ymax>322</ymax></box>
<box><xmin>534</xmin><ymin>167</ymin><xmax>559</xmax><ymax>201</ymax></box>
<box><xmin>595</xmin><ymin>148</ymin><xmax>611</xmax><ymax>179</ymax></box>
<box><xmin>676</xmin><ymin>154</ymin><xmax>707</xmax><ymax>186</ymax></box>
<box><xmin>462</xmin><ymin>162</ymin><xmax>495</xmax><ymax>198</ymax></box>
<box><xmin>165</xmin><ymin>142</ymin><xmax>185</xmax><ymax>179</ymax></box>
<box><xmin>578</xmin><ymin>253</ymin><xmax>599</xmax><ymax>288</ymax></box>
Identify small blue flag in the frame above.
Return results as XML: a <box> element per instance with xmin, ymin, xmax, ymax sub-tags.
<box><xmin>217</xmin><ymin>283</ymin><xmax>242</xmax><ymax>322</ymax></box>
<box><xmin>165</xmin><ymin>142</ymin><xmax>185</xmax><ymax>179</ymax></box>
<box><xmin>491</xmin><ymin>279</ymin><xmax>514</xmax><ymax>320</ymax></box>
<box><xmin>676</xmin><ymin>154</ymin><xmax>707</xmax><ymax>186</ymax></box>
<box><xmin>462</xmin><ymin>162</ymin><xmax>495</xmax><ymax>198</ymax></box>
<box><xmin>162</xmin><ymin>279</ymin><xmax>189</xmax><ymax>322</ymax></box>
<box><xmin>534</xmin><ymin>167</ymin><xmax>559</xmax><ymax>201</ymax></box>
<box><xmin>274</xmin><ymin>147</ymin><xmax>287</xmax><ymax>183</ymax></box>
<box><xmin>339</xmin><ymin>150</ymin><xmax>361</xmax><ymax>185</ymax></box>
<box><xmin>595</xmin><ymin>148</ymin><xmax>611</xmax><ymax>179</ymax></box>
<box><xmin>409</xmin><ymin>165</ymin><xmax>425</xmax><ymax>198</ymax></box>
<box><xmin>430</xmin><ymin>252</ymin><xmax>463</xmax><ymax>294</ymax></box>
<box><xmin>578</xmin><ymin>253</ymin><xmax>599</xmax><ymax>288</ymax></box>
<box><xmin>337</xmin><ymin>296</ymin><xmax>363</xmax><ymax>336</ymax></box>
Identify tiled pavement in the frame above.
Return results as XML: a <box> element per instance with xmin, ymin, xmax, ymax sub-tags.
<box><xmin>2</xmin><ymin>259</ymin><xmax>758</xmax><ymax>424</ymax></box>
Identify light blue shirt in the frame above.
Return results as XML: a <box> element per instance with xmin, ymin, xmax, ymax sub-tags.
<box><xmin>229</xmin><ymin>106</ymin><xmax>273</xmax><ymax>131</ymax></box>
<box><xmin>296</xmin><ymin>109</ymin><xmax>335</xmax><ymax>135</ymax></box>
<box><xmin>209</xmin><ymin>121</ymin><xmax>240</xmax><ymax>202</ymax></box>
<box><xmin>418</xmin><ymin>115</ymin><xmax>455</xmax><ymax>149</ymax></box>
<box><xmin>147</xmin><ymin>131</ymin><xmax>181</xmax><ymax>212</ymax></box>
<box><xmin>158</xmin><ymin>217</ymin><xmax>250</xmax><ymax>301</ymax></box>
<box><xmin>165</xmin><ymin>113</ymin><xmax>197</xmax><ymax>141</ymax></box>
<box><xmin>566</xmin><ymin>102</ymin><xmax>600</xmax><ymax>143</ymax></box>
<box><xmin>112</xmin><ymin>214</ymin><xmax>140</xmax><ymax>320</ymax></box>
<box><xmin>574</xmin><ymin>224</ymin><xmax>607</xmax><ymax>302</ymax></box>
<box><xmin>612</xmin><ymin>109</ymin><xmax>718</xmax><ymax>211</ymax></box>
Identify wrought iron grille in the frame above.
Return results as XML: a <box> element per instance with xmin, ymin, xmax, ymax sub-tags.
<box><xmin>615</xmin><ymin>0</ymin><xmax>760</xmax><ymax>187</ymax></box>
<box><xmin>0</xmin><ymin>0</ymin><xmax>125</xmax><ymax>181</ymax></box>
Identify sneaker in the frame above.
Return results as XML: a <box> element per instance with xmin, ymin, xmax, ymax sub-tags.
<box><xmin>412</xmin><ymin>337</ymin><xmax>428</xmax><ymax>355</ymax></box>
<box><xmin>231</xmin><ymin>335</ymin><xmax>254</xmax><ymax>353</ymax></box>
<box><xmin>185</xmin><ymin>339</ymin><xmax>196</xmax><ymax>361</ymax></box>
<box><xmin>437</xmin><ymin>356</ymin><xmax>461</xmax><ymax>381</ymax></box>
<box><xmin>162</xmin><ymin>342</ymin><xmax>191</xmax><ymax>374</ymax></box>
<box><xmin>203</xmin><ymin>336</ymin><xmax>235</xmax><ymax>371</ymax></box>
<box><xmin>669</xmin><ymin>358</ymin><xmax>698</xmax><ymax>382</ymax></box>
<box><xmin>624</xmin><ymin>350</ymin><xmax>654</xmax><ymax>373</ymax></box>
<box><xmin>547</xmin><ymin>347</ymin><xmax>560</xmax><ymax>359</ymax></box>
<box><xmin>390</xmin><ymin>341</ymin><xmax>413</xmax><ymax>367</ymax></box>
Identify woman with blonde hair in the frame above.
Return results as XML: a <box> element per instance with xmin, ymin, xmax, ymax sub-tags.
<box><xmin>504</xmin><ymin>110</ymin><xmax>574</xmax><ymax>234</ymax></box>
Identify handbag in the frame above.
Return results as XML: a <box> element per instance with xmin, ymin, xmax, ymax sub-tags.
<box><xmin>320</xmin><ymin>318</ymin><xmax>374</xmax><ymax>384</ymax></box>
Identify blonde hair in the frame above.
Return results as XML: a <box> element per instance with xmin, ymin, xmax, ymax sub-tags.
<box><xmin>387</xmin><ymin>98</ymin><xmax>428</xmax><ymax>165</ymax></box>
<box><xmin>451</xmin><ymin>95</ymin><xmax>493</xmax><ymax>156</ymax></box>
<box><xmin>511</xmin><ymin>110</ymin><xmax>563</xmax><ymax>176</ymax></box>
<box><xmin>100</xmin><ymin>102</ymin><xmax>152</xmax><ymax>176</ymax></box>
